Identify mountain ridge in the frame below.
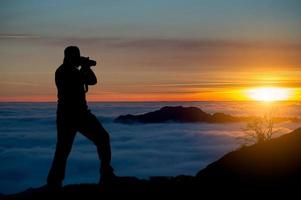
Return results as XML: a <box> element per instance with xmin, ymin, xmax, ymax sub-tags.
<box><xmin>114</xmin><ymin>106</ymin><xmax>298</xmax><ymax>124</ymax></box>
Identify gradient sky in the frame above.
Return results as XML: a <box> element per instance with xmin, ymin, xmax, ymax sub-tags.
<box><xmin>0</xmin><ymin>0</ymin><xmax>300</xmax><ymax>101</ymax></box>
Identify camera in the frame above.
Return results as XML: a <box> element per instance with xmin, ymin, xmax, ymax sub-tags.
<box><xmin>80</xmin><ymin>56</ymin><xmax>97</xmax><ymax>67</ymax></box>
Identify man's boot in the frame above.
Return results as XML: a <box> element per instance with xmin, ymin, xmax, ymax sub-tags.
<box><xmin>99</xmin><ymin>165</ymin><xmax>116</xmax><ymax>186</ymax></box>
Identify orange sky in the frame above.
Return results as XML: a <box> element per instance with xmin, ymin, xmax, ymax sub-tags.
<box><xmin>1</xmin><ymin>1</ymin><xmax>301</xmax><ymax>102</ymax></box>
<box><xmin>0</xmin><ymin>39</ymin><xmax>300</xmax><ymax>102</ymax></box>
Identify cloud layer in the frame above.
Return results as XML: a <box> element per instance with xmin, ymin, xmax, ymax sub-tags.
<box><xmin>0</xmin><ymin>102</ymin><xmax>300</xmax><ymax>194</ymax></box>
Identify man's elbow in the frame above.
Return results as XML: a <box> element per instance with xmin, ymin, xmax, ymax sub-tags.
<box><xmin>87</xmin><ymin>78</ymin><xmax>97</xmax><ymax>85</ymax></box>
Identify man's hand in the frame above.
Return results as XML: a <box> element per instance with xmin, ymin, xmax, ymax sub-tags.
<box><xmin>80</xmin><ymin>66</ymin><xmax>97</xmax><ymax>85</ymax></box>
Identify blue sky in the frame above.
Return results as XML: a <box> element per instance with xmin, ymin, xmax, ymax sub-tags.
<box><xmin>1</xmin><ymin>0</ymin><xmax>300</xmax><ymax>40</ymax></box>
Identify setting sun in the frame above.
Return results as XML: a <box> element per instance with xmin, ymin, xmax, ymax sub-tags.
<box><xmin>246</xmin><ymin>87</ymin><xmax>292</xmax><ymax>102</ymax></box>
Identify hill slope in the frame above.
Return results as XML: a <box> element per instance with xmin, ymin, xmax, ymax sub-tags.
<box><xmin>196</xmin><ymin>127</ymin><xmax>301</xmax><ymax>196</ymax></box>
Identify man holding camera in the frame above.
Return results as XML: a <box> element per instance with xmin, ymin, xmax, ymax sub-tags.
<box><xmin>47</xmin><ymin>46</ymin><xmax>115</xmax><ymax>188</ymax></box>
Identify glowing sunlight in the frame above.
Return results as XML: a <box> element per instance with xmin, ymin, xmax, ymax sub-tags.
<box><xmin>246</xmin><ymin>87</ymin><xmax>293</xmax><ymax>102</ymax></box>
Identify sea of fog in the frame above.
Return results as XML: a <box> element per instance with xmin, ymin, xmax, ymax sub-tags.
<box><xmin>0</xmin><ymin>101</ymin><xmax>300</xmax><ymax>194</ymax></box>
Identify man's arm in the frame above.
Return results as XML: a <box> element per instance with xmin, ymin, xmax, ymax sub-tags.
<box><xmin>80</xmin><ymin>67</ymin><xmax>97</xmax><ymax>85</ymax></box>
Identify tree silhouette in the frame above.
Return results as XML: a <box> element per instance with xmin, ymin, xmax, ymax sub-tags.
<box><xmin>240</xmin><ymin>111</ymin><xmax>275</xmax><ymax>145</ymax></box>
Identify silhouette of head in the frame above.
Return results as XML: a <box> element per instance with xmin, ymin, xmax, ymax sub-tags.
<box><xmin>64</xmin><ymin>46</ymin><xmax>81</xmax><ymax>67</ymax></box>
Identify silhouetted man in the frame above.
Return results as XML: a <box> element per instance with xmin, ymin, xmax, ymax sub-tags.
<box><xmin>47</xmin><ymin>46</ymin><xmax>114</xmax><ymax>188</ymax></box>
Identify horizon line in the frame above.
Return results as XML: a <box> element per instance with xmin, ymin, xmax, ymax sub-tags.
<box><xmin>0</xmin><ymin>100</ymin><xmax>299</xmax><ymax>103</ymax></box>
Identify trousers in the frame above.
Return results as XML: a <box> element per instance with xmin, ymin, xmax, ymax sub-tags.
<box><xmin>47</xmin><ymin>109</ymin><xmax>112</xmax><ymax>184</ymax></box>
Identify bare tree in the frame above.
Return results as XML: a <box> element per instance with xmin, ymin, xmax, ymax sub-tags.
<box><xmin>240</xmin><ymin>111</ymin><xmax>275</xmax><ymax>145</ymax></box>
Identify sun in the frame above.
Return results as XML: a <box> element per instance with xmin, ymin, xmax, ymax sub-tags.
<box><xmin>246</xmin><ymin>87</ymin><xmax>292</xmax><ymax>102</ymax></box>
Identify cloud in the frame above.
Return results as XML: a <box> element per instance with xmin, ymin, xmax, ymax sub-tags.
<box><xmin>0</xmin><ymin>81</ymin><xmax>46</xmax><ymax>87</ymax></box>
<box><xmin>2</xmin><ymin>33</ymin><xmax>300</xmax><ymax>52</ymax></box>
<box><xmin>0</xmin><ymin>119</ymin><xmax>242</xmax><ymax>194</ymax></box>
<box><xmin>121</xmin><ymin>81</ymin><xmax>301</xmax><ymax>90</ymax></box>
<box><xmin>0</xmin><ymin>102</ymin><xmax>300</xmax><ymax>194</ymax></box>
<box><xmin>0</xmin><ymin>34</ymin><xmax>41</xmax><ymax>39</ymax></box>
<box><xmin>47</xmin><ymin>37</ymin><xmax>301</xmax><ymax>74</ymax></box>
<box><xmin>32</xmin><ymin>36</ymin><xmax>300</xmax><ymax>51</ymax></box>
<box><xmin>96</xmin><ymin>38</ymin><xmax>301</xmax><ymax>51</ymax></box>
<box><xmin>1</xmin><ymin>34</ymin><xmax>300</xmax><ymax>75</ymax></box>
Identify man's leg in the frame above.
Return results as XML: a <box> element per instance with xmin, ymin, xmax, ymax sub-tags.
<box><xmin>78</xmin><ymin>111</ymin><xmax>114</xmax><ymax>182</ymax></box>
<box><xmin>47</xmin><ymin>116</ymin><xmax>76</xmax><ymax>187</ymax></box>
